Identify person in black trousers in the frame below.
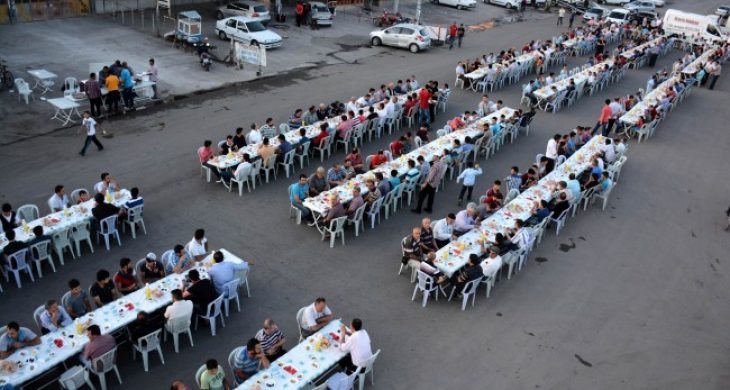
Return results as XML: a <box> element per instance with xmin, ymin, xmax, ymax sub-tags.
<box><xmin>412</xmin><ymin>156</ymin><xmax>444</xmax><ymax>214</ymax></box>
<box><xmin>79</xmin><ymin>111</ymin><xmax>104</xmax><ymax>156</ymax></box>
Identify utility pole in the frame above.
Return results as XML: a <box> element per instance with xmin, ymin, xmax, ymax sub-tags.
<box><xmin>416</xmin><ymin>0</ymin><xmax>422</xmax><ymax>24</ymax></box>
<box><xmin>393</xmin><ymin>0</ymin><xmax>399</xmax><ymax>13</ymax></box>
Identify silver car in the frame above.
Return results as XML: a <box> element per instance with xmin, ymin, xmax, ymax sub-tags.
<box><xmin>216</xmin><ymin>1</ymin><xmax>271</xmax><ymax>24</ymax></box>
<box><xmin>370</xmin><ymin>23</ymin><xmax>431</xmax><ymax>53</ymax></box>
<box><xmin>310</xmin><ymin>2</ymin><xmax>334</xmax><ymax>26</ymax></box>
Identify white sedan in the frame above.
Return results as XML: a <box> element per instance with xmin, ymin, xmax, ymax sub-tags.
<box><xmin>602</xmin><ymin>0</ymin><xmax>630</xmax><ymax>5</ymax></box>
<box><xmin>215</xmin><ymin>16</ymin><xmax>283</xmax><ymax>48</ymax></box>
<box><xmin>432</xmin><ymin>0</ymin><xmax>477</xmax><ymax>10</ymax></box>
<box><xmin>485</xmin><ymin>0</ymin><xmax>520</xmax><ymax>9</ymax></box>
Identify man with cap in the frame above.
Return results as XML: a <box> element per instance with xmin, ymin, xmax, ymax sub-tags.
<box><xmin>139</xmin><ymin>252</ymin><xmax>166</xmax><ymax>284</ymax></box>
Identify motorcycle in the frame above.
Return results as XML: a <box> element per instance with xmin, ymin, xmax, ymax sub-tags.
<box><xmin>194</xmin><ymin>40</ymin><xmax>216</xmax><ymax>71</ymax></box>
<box><xmin>372</xmin><ymin>11</ymin><xmax>410</xmax><ymax>28</ymax></box>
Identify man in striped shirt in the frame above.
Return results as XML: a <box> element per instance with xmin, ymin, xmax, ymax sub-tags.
<box><xmin>233</xmin><ymin>338</ymin><xmax>270</xmax><ymax>385</ymax></box>
<box><xmin>255</xmin><ymin>318</ymin><xmax>287</xmax><ymax>360</ymax></box>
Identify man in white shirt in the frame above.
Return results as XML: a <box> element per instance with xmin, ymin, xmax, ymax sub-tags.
<box><xmin>508</xmin><ymin>219</ymin><xmax>531</xmax><ymax>250</ymax></box>
<box><xmin>94</xmin><ymin>172</ymin><xmax>119</xmax><ymax>195</ymax></box>
<box><xmin>48</xmin><ymin>185</ymin><xmax>70</xmax><ymax>212</ymax></box>
<box><xmin>480</xmin><ymin>246</ymin><xmax>503</xmax><ymax>278</ymax></box>
<box><xmin>432</xmin><ymin>213</ymin><xmax>456</xmax><ymax>248</ymax></box>
<box><xmin>346</xmin><ymin>97</ymin><xmax>358</xmax><ymax>113</ymax></box>
<box><xmin>300</xmin><ymin>297</ymin><xmax>334</xmax><ymax>338</ymax></box>
<box><xmin>384</xmin><ymin>98</ymin><xmax>396</xmax><ymax>118</ymax></box>
<box><xmin>545</xmin><ymin>134</ymin><xmax>560</xmax><ymax>172</ymax></box>
<box><xmin>187</xmin><ymin>228</ymin><xmax>208</xmax><ymax>261</ymax></box>
<box><xmin>608</xmin><ymin>97</ymin><xmax>623</xmax><ymax>135</ymax></box>
<box><xmin>375</xmin><ymin>103</ymin><xmax>388</xmax><ymax>127</ymax></box>
<box><xmin>164</xmin><ymin>289</ymin><xmax>194</xmax><ymax>321</ymax></box>
<box><xmin>600</xmin><ymin>138</ymin><xmax>616</xmax><ymax>163</ymax></box>
<box><xmin>79</xmin><ymin>110</ymin><xmax>104</xmax><ymax>156</ymax></box>
<box><xmin>338</xmin><ymin>318</ymin><xmax>373</xmax><ymax>373</ymax></box>
<box><xmin>246</xmin><ymin>123</ymin><xmax>263</xmax><ymax>145</ymax></box>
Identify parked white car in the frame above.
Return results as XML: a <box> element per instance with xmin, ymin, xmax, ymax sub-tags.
<box><xmin>645</xmin><ymin>0</ymin><xmax>665</xmax><ymax>6</ymax></box>
<box><xmin>432</xmin><ymin>0</ymin><xmax>477</xmax><ymax>10</ymax></box>
<box><xmin>215</xmin><ymin>16</ymin><xmax>283</xmax><ymax>48</ymax></box>
<box><xmin>216</xmin><ymin>1</ymin><xmax>271</xmax><ymax>24</ymax></box>
<box><xmin>310</xmin><ymin>1</ymin><xmax>334</xmax><ymax>26</ymax></box>
<box><xmin>602</xmin><ymin>0</ymin><xmax>630</xmax><ymax>5</ymax></box>
<box><xmin>370</xmin><ymin>23</ymin><xmax>431</xmax><ymax>53</ymax></box>
<box><xmin>606</xmin><ymin>8</ymin><xmax>632</xmax><ymax>24</ymax></box>
<box><xmin>485</xmin><ymin>0</ymin><xmax>520</xmax><ymax>9</ymax></box>
<box><xmin>624</xmin><ymin>1</ymin><xmax>655</xmax><ymax>13</ymax></box>
<box><xmin>583</xmin><ymin>7</ymin><xmax>607</xmax><ymax>21</ymax></box>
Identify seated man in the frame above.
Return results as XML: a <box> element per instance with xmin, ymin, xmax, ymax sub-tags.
<box><xmin>1</xmin><ymin>203</ymin><xmax>20</xmax><ymax>233</ymax></box>
<box><xmin>48</xmin><ymin>185</ymin><xmax>70</xmax><ymax>212</ymax></box>
<box><xmin>432</xmin><ymin>213</ymin><xmax>456</xmax><ymax>248</ymax></box>
<box><xmin>91</xmin><ymin>193</ymin><xmax>125</xmax><ymax>222</ymax></box>
<box><xmin>419</xmin><ymin>218</ymin><xmax>438</xmax><ymax>255</ymax></box>
<box><xmin>453</xmin><ymin>204</ymin><xmax>479</xmax><ymax>236</ymax></box>
<box><xmin>318</xmin><ymin>194</ymin><xmax>346</xmax><ymax>230</ymax></box>
<box><xmin>449</xmin><ymin>254</ymin><xmax>483</xmax><ymax>293</ymax></box>
<box><xmin>299</xmin><ymin>297</ymin><xmax>334</xmax><ymax>338</ymax></box>
<box><xmin>0</xmin><ymin>322</ymin><xmax>41</xmax><ymax>358</ymax></box>
<box><xmin>130</xmin><ymin>311</ymin><xmax>160</xmax><ymax>344</ymax></box>
<box><xmin>526</xmin><ymin>200</ymin><xmax>551</xmax><ymax>226</ymax></box>
<box><xmin>28</xmin><ymin>226</ymin><xmax>52</xmax><ymax>246</ymax></box>
<box><xmin>183</xmin><ymin>269</ymin><xmax>218</xmax><ymax>315</ymax></box>
<box><xmin>338</xmin><ymin>318</ymin><xmax>373</xmax><ymax>374</ymax></box>
<box><xmin>401</xmin><ymin>227</ymin><xmax>423</xmax><ymax>270</ymax></box>
<box><xmin>114</xmin><ymin>257</ymin><xmax>139</xmax><ymax>295</ymax></box>
<box><xmin>2</xmin><ymin>231</ymin><xmax>27</xmax><ymax>267</ymax></box>
<box><xmin>124</xmin><ymin>187</ymin><xmax>144</xmax><ymax>210</ymax></box>
<box><xmin>164</xmin><ymin>289</ymin><xmax>193</xmax><ymax>324</ymax></box>
<box><xmin>208</xmin><ymin>250</ymin><xmax>252</xmax><ymax>294</ymax></box>
<box><xmin>40</xmin><ymin>299</ymin><xmax>72</xmax><ymax>334</ymax></box>
<box><xmin>187</xmin><ymin>228</ymin><xmax>209</xmax><ymax>262</ymax></box>
<box><xmin>200</xmin><ymin>358</ymin><xmax>230</xmax><ymax>390</ymax></box>
<box><xmin>169</xmin><ymin>244</ymin><xmax>195</xmax><ymax>274</ymax></box>
<box><xmin>65</xmin><ymin>279</ymin><xmax>93</xmax><ymax>319</ymax></box>
<box><xmin>80</xmin><ymin>325</ymin><xmax>116</xmax><ymax>369</ymax></box>
<box><xmin>139</xmin><ymin>253</ymin><xmax>166</xmax><ymax>284</ymax></box>
<box><xmin>419</xmin><ymin>252</ymin><xmax>448</xmax><ymax>285</ymax></box>
<box><xmin>347</xmin><ymin>187</ymin><xmax>365</xmax><ymax>218</ymax></box>
<box><xmin>326</xmin><ymin>163</ymin><xmax>347</xmax><ymax>187</ymax></box>
<box><xmin>480</xmin><ymin>246</ymin><xmax>503</xmax><ymax>279</ymax></box>
<box><xmin>363</xmin><ymin>180</ymin><xmax>381</xmax><ymax>211</ymax></box>
<box><xmin>94</xmin><ymin>172</ymin><xmax>120</xmax><ymax>195</ymax></box>
<box><xmin>255</xmin><ymin>319</ymin><xmax>286</xmax><ymax>361</ymax></box>
<box><xmin>233</xmin><ymin>338</ymin><xmax>270</xmax><ymax>385</ymax></box>
<box><xmin>290</xmin><ymin>174</ymin><xmax>312</xmax><ymax>224</ymax></box>
<box><xmin>308</xmin><ymin>167</ymin><xmax>329</xmax><ymax>197</ymax></box>
<box><xmin>550</xmin><ymin>191</ymin><xmax>571</xmax><ymax>217</ymax></box>
<box><xmin>90</xmin><ymin>269</ymin><xmax>120</xmax><ymax>307</ymax></box>
<box><xmin>369</xmin><ymin>150</ymin><xmax>388</xmax><ymax>169</ymax></box>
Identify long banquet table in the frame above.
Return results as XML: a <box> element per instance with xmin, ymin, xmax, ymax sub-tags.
<box><xmin>0</xmin><ymin>190</ymin><xmax>132</xmax><ymax>252</ymax></box>
<box><xmin>1</xmin><ymin>248</ymin><xmax>247</xmax><ymax>387</ymax></box>
<box><xmin>433</xmin><ymin>135</ymin><xmax>605</xmax><ymax>276</ymax></box>
<box><xmin>303</xmin><ymin>107</ymin><xmax>516</xmax><ymax>215</ymax></box>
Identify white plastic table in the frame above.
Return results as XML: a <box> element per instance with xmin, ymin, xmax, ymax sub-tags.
<box><xmin>237</xmin><ymin>320</ymin><xmax>347</xmax><ymax>390</ymax></box>
<box><xmin>0</xmin><ymin>190</ymin><xmax>131</xmax><ymax>252</ymax></box>
<box><xmin>434</xmin><ymin>135</ymin><xmax>604</xmax><ymax>276</ymax></box>
<box><xmin>0</xmin><ymin>248</ymin><xmax>246</xmax><ymax>387</ymax></box>
<box><xmin>27</xmin><ymin>69</ymin><xmax>58</xmax><ymax>94</ymax></box>
<box><xmin>47</xmin><ymin>97</ymin><xmax>81</xmax><ymax>126</ymax></box>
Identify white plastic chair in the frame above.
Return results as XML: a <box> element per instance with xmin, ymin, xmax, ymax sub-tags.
<box><xmin>222</xmin><ymin>278</ymin><xmax>241</xmax><ymax>316</ymax></box>
<box><xmin>549</xmin><ymin>208</ymin><xmax>570</xmax><ymax>235</ymax></box>
<box><xmin>321</xmin><ymin>216</ymin><xmax>347</xmax><ymax>248</ymax></box>
<box><xmin>29</xmin><ymin>239</ymin><xmax>56</xmax><ymax>278</ymax></box>
<box><xmin>346</xmin><ymin>203</ymin><xmax>367</xmax><ymax>237</ymax></box>
<box><xmin>132</xmin><ymin>329</ymin><xmax>165</xmax><ymax>372</ymax></box>
<box><xmin>589</xmin><ymin>183</ymin><xmax>615</xmax><ymax>211</ymax></box>
<box><xmin>194</xmin><ymin>294</ymin><xmax>225</xmax><ymax>336</ymax></box>
<box><xmin>4</xmin><ymin>248</ymin><xmax>34</xmax><ymax>288</ymax></box>
<box><xmin>448</xmin><ymin>277</ymin><xmax>482</xmax><ymax>311</ymax></box>
<box><xmin>297</xmin><ymin>141</ymin><xmax>311</xmax><ymax>169</ymax></box>
<box><xmin>88</xmin><ymin>347</ymin><xmax>122</xmax><ymax>390</ymax></box>
<box><xmin>278</xmin><ymin>149</ymin><xmax>296</xmax><ymax>178</ymax></box>
<box><xmin>164</xmin><ymin>315</ymin><xmax>194</xmax><ymax>353</ymax></box>
<box><xmin>161</xmin><ymin>250</ymin><xmax>176</xmax><ymax>274</ymax></box>
<box><xmin>314</xmin><ymin>136</ymin><xmax>332</xmax><ymax>162</ymax></box>
<box><xmin>59</xmin><ymin>365</ymin><xmax>96</xmax><ymax>390</ymax></box>
<box><xmin>33</xmin><ymin>305</ymin><xmax>45</xmax><ymax>333</ymax></box>
<box><xmin>326</xmin><ymin>371</ymin><xmax>358</xmax><ymax>390</ymax></box>
<box><xmin>227</xmin><ymin>346</ymin><xmax>244</xmax><ymax>381</ymax></box>
<box><xmin>52</xmin><ymin>228</ymin><xmax>76</xmax><ymax>265</ymax></box>
<box><xmin>71</xmin><ymin>222</ymin><xmax>94</xmax><ymax>257</ymax></box>
<box><xmin>357</xmin><ymin>349</ymin><xmax>381</xmax><ymax>390</ymax></box>
<box><xmin>17</xmin><ymin>204</ymin><xmax>39</xmax><ymax>221</ymax></box>
<box><xmin>296</xmin><ymin>306</ymin><xmax>306</xmax><ymax>343</ymax></box>
<box><xmin>123</xmin><ymin>205</ymin><xmax>146</xmax><ymax>239</ymax></box>
<box><xmin>503</xmin><ymin>189</ymin><xmax>520</xmax><ymax>205</ymax></box>
<box><xmin>237</xmin><ymin>267</ymin><xmax>251</xmax><ymax>298</ymax></box>
<box><xmin>262</xmin><ymin>154</ymin><xmax>278</xmax><ymax>183</ymax></box>
<box><xmin>96</xmin><ymin>215</ymin><xmax>121</xmax><ymax>250</ymax></box>
<box><xmin>366</xmin><ymin>197</ymin><xmax>383</xmax><ymax>229</ymax></box>
<box><xmin>70</xmin><ymin>188</ymin><xmax>89</xmax><ymax>204</ymax></box>
<box><xmin>15</xmin><ymin>78</ymin><xmax>34</xmax><ymax>104</ymax></box>
<box><xmin>63</xmin><ymin>77</ymin><xmax>79</xmax><ymax>98</ymax></box>
<box><xmin>335</xmin><ymin>129</ymin><xmax>352</xmax><ymax>154</ymax></box>
<box><xmin>194</xmin><ymin>365</ymin><xmax>206</xmax><ymax>389</ymax></box>
<box><xmin>411</xmin><ymin>270</ymin><xmax>441</xmax><ymax>308</ymax></box>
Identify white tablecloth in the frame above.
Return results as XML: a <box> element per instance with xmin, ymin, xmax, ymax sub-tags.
<box><xmin>463</xmin><ymin>53</ymin><xmax>537</xmax><ymax>81</ymax></box>
<box><xmin>303</xmin><ymin>107</ymin><xmax>516</xmax><ymax>214</ymax></box>
<box><xmin>619</xmin><ymin>76</ymin><xmax>679</xmax><ymax>125</ymax></box>
<box><xmin>236</xmin><ymin>320</ymin><xmax>347</xmax><ymax>390</ymax></box>
<box><xmin>620</xmin><ymin>37</ymin><xmax>664</xmax><ymax>60</ymax></box>
<box><xmin>1</xmin><ymin>248</ymin><xmax>246</xmax><ymax>387</ymax></box>
<box><xmin>0</xmin><ymin>190</ymin><xmax>131</xmax><ymax>252</ymax></box>
<box><xmin>681</xmin><ymin>47</ymin><xmax>717</xmax><ymax>75</ymax></box>
<box><xmin>434</xmin><ymin>136</ymin><xmax>604</xmax><ymax>276</ymax></box>
<box><xmin>533</xmin><ymin>59</ymin><xmax>614</xmax><ymax>99</ymax></box>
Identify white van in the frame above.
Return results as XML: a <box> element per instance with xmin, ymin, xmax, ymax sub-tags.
<box><xmin>707</xmin><ymin>14</ymin><xmax>730</xmax><ymax>35</ymax></box>
<box><xmin>663</xmin><ymin>9</ymin><xmax>729</xmax><ymax>43</ymax></box>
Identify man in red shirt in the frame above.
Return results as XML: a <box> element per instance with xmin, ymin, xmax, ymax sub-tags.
<box><xmin>389</xmin><ymin>137</ymin><xmax>405</xmax><ymax>157</ymax></box>
<box><xmin>592</xmin><ymin>99</ymin><xmax>612</xmax><ymax>136</ymax></box>
<box><xmin>370</xmin><ymin>150</ymin><xmax>388</xmax><ymax>169</ymax></box>
<box><xmin>313</xmin><ymin>123</ymin><xmax>330</xmax><ymax>148</ymax></box>
<box><xmin>197</xmin><ymin>140</ymin><xmax>223</xmax><ymax>182</ymax></box>
<box><xmin>418</xmin><ymin>88</ymin><xmax>431</xmax><ymax>125</ymax></box>
<box><xmin>295</xmin><ymin>1</ymin><xmax>304</xmax><ymax>27</ymax></box>
<box><xmin>448</xmin><ymin>22</ymin><xmax>458</xmax><ymax>50</ymax></box>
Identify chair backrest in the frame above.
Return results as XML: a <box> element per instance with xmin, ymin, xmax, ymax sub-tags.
<box><xmin>223</xmin><ymin>278</ymin><xmax>241</xmax><ymax>299</ymax></box>
<box><xmin>60</xmin><ymin>291</ymin><xmax>73</xmax><ymax>312</ymax></box>
<box><xmin>383</xmin><ymin>150</ymin><xmax>393</xmax><ymax>161</ymax></box>
<box><xmin>30</xmin><ymin>240</ymin><xmax>51</xmax><ymax>261</ymax></box>
<box><xmin>416</xmin><ymin>270</ymin><xmax>435</xmax><ymax>291</ymax></box>
<box><xmin>90</xmin><ymin>347</ymin><xmax>118</xmax><ymax>374</ymax></box>
<box><xmin>462</xmin><ymin>277</ymin><xmax>482</xmax><ymax>295</ymax></box>
<box><xmin>556</xmin><ymin>155</ymin><xmax>566</xmax><ymax>166</ymax></box>
<box><xmin>161</xmin><ymin>249</ymin><xmax>176</xmax><ymax>273</ymax></box>
<box><xmin>33</xmin><ymin>305</ymin><xmax>45</xmax><ymax>333</ymax></box>
<box><xmin>350</xmin><ymin>203</ymin><xmax>367</xmax><ymax>222</ymax></box>
<box><xmin>317</xmin><ymin>135</ymin><xmax>329</xmax><ymax>149</ymax></box>
<box><xmin>17</xmin><ymin>204</ymin><xmax>39</xmax><ymax>221</ymax></box>
<box><xmin>504</xmin><ymin>189</ymin><xmax>520</xmax><ymax>204</ymax></box>
<box><xmin>228</xmin><ymin>346</ymin><xmax>244</xmax><ymax>380</ymax></box>
<box><xmin>365</xmin><ymin>155</ymin><xmax>373</xmax><ymax>170</ymax></box>
<box><xmin>205</xmin><ymin>294</ymin><xmax>225</xmax><ymax>318</ymax></box>
<box><xmin>70</xmin><ymin>188</ymin><xmax>89</xmax><ymax>204</ymax></box>
<box><xmin>282</xmin><ymin>149</ymin><xmax>295</xmax><ymax>165</ymax></box>
<box><xmin>330</xmin><ymin>371</ymin><xmax>359</xmax><ymax>390</ymax></box>
<box><xmin>251</xmin><ymin>159</ymin><xmax>262</xmax><ymax>177</ymax></box>
<box><xmin>7</xmin><ymin>248</ymin><xmax>29</xmax><ymax>270</ymax></box>
<box><xmin>127</xmin><ymin>205</ymin><xmax>144</xmax><ymax>223</ymax></box>
<box><xmin>71</xmin><ymin>222</ymin><xmax>90</xmax><ymax>240</ymax></box>
<box><xmin>217</xmin><ymin>140</ymin><xmax>226</xmax><ymax>150</ymax></box>
<box><xmin>296</xmin><ymin>306</ymin><xmax>307</xmax><ymax>334</ymax></box>
<box><xmin>369</xmin><ymin>197</ymin><xmax>384</xmax><ymax>215</ymax></box>
<box><xmin>300</xmin><ymin>141</ymin><xmax>311</xmax><ymax>156</ymax></box>
<box><xmin>414</xmin><ymin>136</ymin><xmax>423</xmax><ymax>148</ymax></box>
<box><xmin>99</xmin><ymin>215</ymin><xmax>118</xmax><ymax>234</ymax></box>
<box><xmin>167</xmin><ymin>313</ymin><xmax>192</xmax><ymax>331</ymax></box>
<box><xmin>265</xmin><ymin>153</ymin><xmax>277</xmax><ymax>168</ymax></box>
<box><xmin>360</xmin><ymin>348</ymin><xmax>381</xmax><ymax>374</ymax></box>
<box><xmin>235</xmin><ymin>164</ymin><xmax>253</xmax><ymax>181</ymax></box>
<box><xmin>134</xmin><ymin>258</ymin><xmax>145</xmax><ymax>283</ymax></box>
<box><xmin>329</xmin><ymin>216</ymin><xmax>348</xmax><ymax>233</ymax></box>
<box><xmin>137</xmin><ymin>328</ymin><xmax>162</xmax><ymax>350</ymax></box>
<box><xmin>534</xmin><ymin>153</ymin><xmax>545</xmax><ymax>166</ymax></box>
<box><xmin>195</xmin><ymin>364</ymin><xmax>206</xmax><ymax>389</ymax></box>
<box><xmin>279</xmin><ymin>123</ymin><xmax>289</xmax><ymax>135</ymax></box>
<box><xmin>64</xmin><ymin>77</ymin><xmax>78</xmax><ymax>92</ymax></box>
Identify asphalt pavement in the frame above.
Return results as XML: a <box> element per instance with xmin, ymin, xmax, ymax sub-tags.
<box><xmin>1</xmin><ymin>1</ymin><xmax>730</xmax><ymax>389</ymax></box>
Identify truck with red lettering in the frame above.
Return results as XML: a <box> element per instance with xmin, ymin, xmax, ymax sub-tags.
<box><xmin>663</xmin><ymin>9</ymin><xmax>729</xmax><ymax>43</ymax></box>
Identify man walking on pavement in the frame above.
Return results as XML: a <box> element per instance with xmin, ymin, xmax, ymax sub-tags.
<box><xmin>412</xmin><ymin>154</ymin><xmax>446</xmax><ymax>214</ymax></box>
<box><xmin>457</xmin><ymin>24</ymin><xmax>465</xmax><ymax>48</ymax></box>
<box><xmin>568</xmin><ymin>8</ymin><xmax>576</xmax><ymax>28</ymax></box>
<box><xmin>448</xmin><ymin>22</ymin><xmax>457</xmax><ymax>50</ymax></box>
<box><xmin>708</xmin><ymin>61</ymin><xmax>722</xmax><ymax>90</ymax></box>
<box><xmin>79</xmin><ymin>111</ymin><xmax>104</xmax><ymax>156</ymax></box>
<box><xmin>592</xmin><ymin>99</ymin><xmax>613</xmax><ymax>136</ymax></box>
<box><xmin>557</xmin><ymin>7</ymin><xmax>565</xmax><ymax>26</ymax></box>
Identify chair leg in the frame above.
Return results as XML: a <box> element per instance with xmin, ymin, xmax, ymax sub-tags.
<box><xmin>113</xmin><ymin>366</ymin><xmax>122</xmax><ymax>384</ymax></box>
<box><xmin>157</xmin><ymin>346</ymin><xmax>165</xmax><ymax>365</ymax></box>
<box><xmin>36</xmin><ymin>262</ymin><xmax>43</xmax><ymax>278</ymax></box>
<box><xmin>104</xmin><ymin>235</ymin><xmax>110</xmax><ymax>251</ymax></box>
<box><xmin>98</xmin><ymin>373</ymin><xmax>107</xmax><ymax>390</ymax></box>
<box><xmin>115</xmin><ymin>232</ymin><xmax>121</xmax><ymax>246</ymax></box>
<box><xmin>142</xmin><ymin>351</ymin><xmax>149</xmax><ymax>372</ymax></box>
<box><xmin>210</xmin><ymin>318</ymin><xmax>216</xmax><ymax>336</ymax></box>
<box><xmin>187</xmin><ymin>329</ymin><xmax>194</xmax><ymax>347</ymax></box>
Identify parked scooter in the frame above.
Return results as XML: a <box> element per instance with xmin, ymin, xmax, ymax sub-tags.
<box><xmin>194</xmin><ymin>39</ymin><xmax>216</xmax><ymax>71</ymax></box>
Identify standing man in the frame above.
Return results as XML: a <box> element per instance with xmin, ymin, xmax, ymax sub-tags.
<box><xmin>557</xmin><ymin>7</ymin><xmax>565</xmax><ymax>26</ymax></box>
<box><xmin>568</xmin><ymin>8</ymin><xmax>576</xmax><ymax>28</ymax></box>
<box><xmin>457</xmin><ymin>23</ymin><xmax>465</xmax><ymax>48</ymax></box>
<box><xmin>104</xmin><ymin>70</ymin><xmax>120</xmax><ymax>113</ymax></box>
<box><xmin>448</xmin><ymin>22</ymin><xmax>457</xmax><ymax>50</ymax></box>
<box><xmin>85</xmin><ymin>73</ymin><xmax>103</xmax><ymax>118</ymax></box>
<box><xmin>147</xmin><ymin>58</ymin><xmax>159</xmax><ymax>100</ymax></box>
<box><xmin>592</xmin><ymin>99</ymin><xmax>612</xmax><ymax>136</ymax></box>
<box><xmin>412</xmin><ymin>154</ymin><xmax>445</xmax><ymax>214</ymax></box>
<box><xmin>79</xmin><ymin>111</ymin><xmax>104</xmax><ymax>156</ymax></box>
<box><xmin>120</xmin><ymin>62</ymin><xmax>135</xmax><ymax>110</ymax></box>
<box><xmin>295</xmin><ymin>0</ymin><xmax>304</xmax><ymax>27</ymax></box>
<box><xmin>417</xmin><ymin>87</ymin><xmax>431</xmax><ymax>125</ymax></box>
<box><xmin>708</xmin><ymin>61</ymin><xmax>721</xmax><ymax>90</ymax></box>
